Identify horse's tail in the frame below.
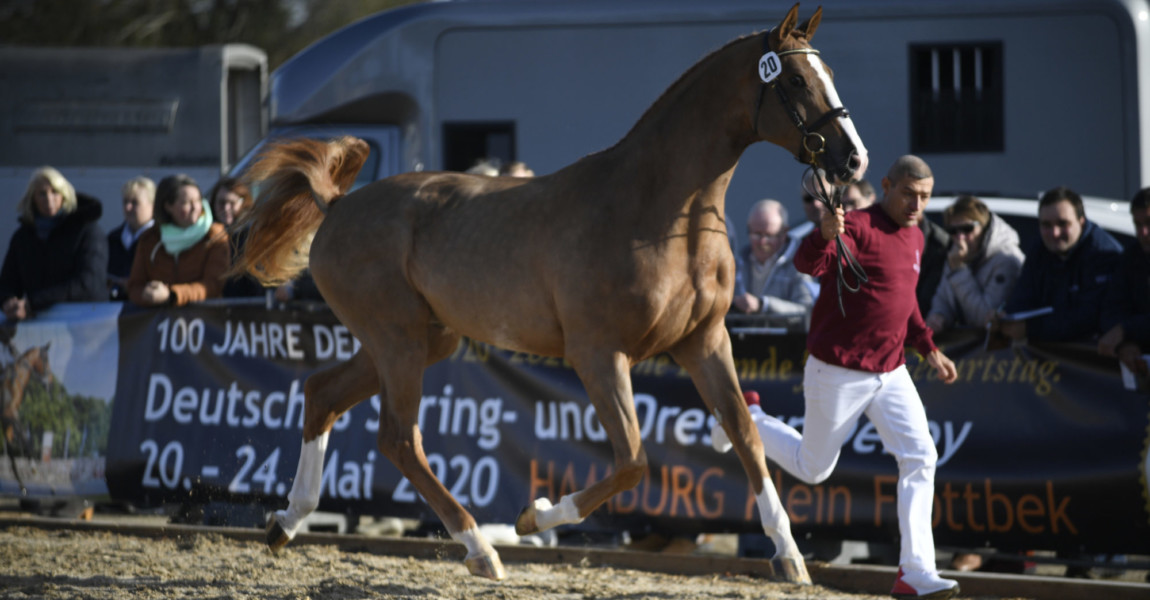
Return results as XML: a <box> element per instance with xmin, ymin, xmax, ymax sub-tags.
<box><xmin>229</xmin><ymin>136</ymin><xmax>370</xmax><ymax>286</ymax></box>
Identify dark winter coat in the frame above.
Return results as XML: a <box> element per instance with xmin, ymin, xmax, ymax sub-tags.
<box><xmin>107</xmin><ymin>221</ymin><xmax>153</xmax><ymax>301</ymax></box>
<box><xmin>0</xmin><ymin>193</ymin><xmax>109</xmax><ymax>312</ymax></box>
<box><xmin>916</xmin><ymin>217</ymin><xmax>951</xmax><ymax>318</ymax></box>
<box><xmin>1005</xmin><ymin>220</ymin><xmax>1124</xmax><ymax>342</ymax></box>
<box><xmin>1100</xmin><ymin>239</ymin><xmax>1150</xmax><ymax>346</ymax></box>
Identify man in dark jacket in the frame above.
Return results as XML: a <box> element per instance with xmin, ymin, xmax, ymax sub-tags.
<box><xmin>916</xmin><ymin>215</ymin><xmax>951</xmax><ymax>318</ymax></box>
<box><xmin>1098</xmin><ymin>187</ymin><xmax>1150</xmax><ymax>376</ymax></box>
<box><xmin>1000</xmin><ymin>186</ymin><xmax>1123</xmax><ymax>342</ymax></box>
<box><xmin>0</xmin><ymin>167</ymin><xmax>108</xmax><ymax>320</ymax></box>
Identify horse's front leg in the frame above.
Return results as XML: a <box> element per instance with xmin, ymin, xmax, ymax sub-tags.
<box><xmin>266</xmin><ymin>349</ymin><xmax>377</xmax><ymax>552</ymax></box>
<box><xmin>670</xmin><ymin>324</ymin><xmax>810</xmax><ymax>585</ymax></box>
<box><xmin>515</xmin><ymin>350</ymin><xmax>646</xmax><ymax>535</ymax></box>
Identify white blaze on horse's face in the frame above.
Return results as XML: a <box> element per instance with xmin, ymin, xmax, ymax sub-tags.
<box><xmin>805</xmin><ymin>54</ymin><xmax>868</xmax><ymax>182</ymax></box>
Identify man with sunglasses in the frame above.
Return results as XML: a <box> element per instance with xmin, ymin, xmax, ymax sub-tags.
<box><xmin>924</xmin><ymin>195</ymin><xmax>1025</xmax><ymax>333</ymax></box>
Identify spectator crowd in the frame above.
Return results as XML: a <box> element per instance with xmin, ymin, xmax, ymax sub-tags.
<box><xmin>5</xmin><ymin>156</ymin><xmax>1148</xmax><ymax>377</ymax></box>
<box><xmin>726</xmin><ymin>155</ymin><xmax>1150</xmax><ymax>382</ymax></box>
<box><xmin>0</xmin><ymin>159</ymin><xmax>541</xmax><ymax>317</ymax></box>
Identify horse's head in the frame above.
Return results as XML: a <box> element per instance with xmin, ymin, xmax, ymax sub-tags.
<box><xmin>27</xmin><ymin>343</ymin><xmax>52</xmax><ymax>387</ymax></box>
<box><xmin>751</xmin><ymin>4</ymin><xmax>868</xmax><ymax>185</ymax></box>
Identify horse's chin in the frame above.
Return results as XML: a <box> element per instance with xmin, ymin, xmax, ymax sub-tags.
<box><xmin>826</xmin><ymin>163</ymin><xmax>866</xmax><ymax>186</ymax></box>
<box><xmin>822</xmin><ymin>151</ymin><xmax>867</xmax><ymax>185</ymax></box>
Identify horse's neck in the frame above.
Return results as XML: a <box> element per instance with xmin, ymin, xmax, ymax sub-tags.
<box><xmin>12</xmin><ymin>354</ymin><xmax>36</xmax><ymax>388</ymax></box>
<box><xmin>606</xmin><ymin>46</ymin><xmax>753</xmax><ymax>228</ymax></box>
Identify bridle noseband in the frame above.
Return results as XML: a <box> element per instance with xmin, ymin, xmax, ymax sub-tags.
<box><xmin>752</xmin><ymin>30</ymin><xmax>867</xmax><ymax>316</ymax></box>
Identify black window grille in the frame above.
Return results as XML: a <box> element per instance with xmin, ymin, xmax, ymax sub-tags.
<box><xmin>909</xmin><ymin>42</ymin><xmax>1004</xmax><ymax>153</ymax></box>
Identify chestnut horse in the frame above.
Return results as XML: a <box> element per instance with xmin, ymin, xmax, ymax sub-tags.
<box><xmin>234</xmin><ymin>4</ymin><xmax>865</xmax><ymax>583</ymax></box>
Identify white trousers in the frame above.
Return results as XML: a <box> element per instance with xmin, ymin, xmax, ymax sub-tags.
<box><xmin>752</xmin><ymin>355</ymin><xmax>939</xmax><ymax>572</ymax></box>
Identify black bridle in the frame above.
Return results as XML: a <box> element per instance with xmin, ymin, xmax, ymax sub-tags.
<box><xmin>752</xmin><ymin>31</ymin><xmax>849</xmax><ymax>166</ymax></box>
<box><xmin>752</xmin><ymin>31</ymin><xmax>868</xmax><ymax>316</ymax></box>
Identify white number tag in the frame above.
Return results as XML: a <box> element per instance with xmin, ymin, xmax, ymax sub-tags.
<box><xmin>758</xmin><ymin>51</ymin><xmax>782</xmax><ymax>83</ymax></box>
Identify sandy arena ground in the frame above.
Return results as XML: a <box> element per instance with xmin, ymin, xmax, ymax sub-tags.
<box><xmin>0</xmin><ymin>524</ymin><xmax>922</xmax><ymax>600</ymax></box>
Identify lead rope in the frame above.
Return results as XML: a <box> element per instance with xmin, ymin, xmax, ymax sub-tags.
<box><xmin>803</xmin><ymin>167</ymin><xmax>868</xmax><ymax>317</ymax></box>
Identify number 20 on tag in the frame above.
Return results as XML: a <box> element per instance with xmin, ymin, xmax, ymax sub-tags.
<box><xmin>759</xmin><ymin>51</ymin><xmax>782</xmax><ymax>83</ymax></box>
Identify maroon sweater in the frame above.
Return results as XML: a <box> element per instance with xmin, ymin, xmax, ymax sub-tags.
<box><xmin>794</xmin><ymin>204</ymin><xmax>936</xmax><ymax>373</ymax></box>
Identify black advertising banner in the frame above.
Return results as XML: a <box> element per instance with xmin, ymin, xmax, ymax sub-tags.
<box><xmin>105</xmin><ymin>305</ymin><xmax>1150</xmax><ymax>554</ymax></box>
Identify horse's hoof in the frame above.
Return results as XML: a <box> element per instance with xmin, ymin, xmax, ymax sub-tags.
<box><xmin>514</xmin><ymin>505</ymin><xmax>537</xmax><ymax>536</ymax></box>
<box><xmin>266</xmin><ymin>514</ymin><xmax>291</xmax><ymax>555</ymax></box>
<box><xmin>465</xmin><ymin>552</ymin><xmax>506</xmax><ymax>580</ymax></box>
<box><xmin>514</xmin><ymin>497</ymin><xmax>552</xmax><ymax>536</ymax></box>
<box><xmin>770</xmin><ymin>556</ymin><xmax>811</xmax><ymax>585</ymax></box>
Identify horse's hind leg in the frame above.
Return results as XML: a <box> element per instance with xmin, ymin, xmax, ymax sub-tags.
<box><xmin>670</xmin><ymin>324</ymin><xmax>809</xmax><ymax>584</ymax></box>
<box><xmin>515</xmin><ymin>350</ymin><xmax>646</xmax><ymax>536</ymax></box>
<box><xmin>370</xmin><ymin>331</ymin><xmax>505</xmax><ymax>580</ymax></box>
<box><xmin>267</xmin><ymin>349</ymin><xmax>378</xmax><ymax>552</ymax></box>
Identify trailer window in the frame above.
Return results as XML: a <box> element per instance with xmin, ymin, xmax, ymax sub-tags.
<box><xmin>442</xmin><ymin>121</ymin><xmax>516</xmax><ymax>172</ymax></box>
<box><xmin>909</xmin><ymin>42</ymin><xmax>1003</xmax><ymax>154</ymax></box>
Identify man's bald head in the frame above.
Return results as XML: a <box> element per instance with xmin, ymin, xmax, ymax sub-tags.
<box><xmin>885</xmin><ymin>155</ymin><xmax>933</xmax><ymax>183</ymax></box>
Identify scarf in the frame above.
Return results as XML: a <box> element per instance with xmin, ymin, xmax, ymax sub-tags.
<box><xmin>159</xmin><ymin>200</ymin><xmax>213</xmax><ymax>257</ymax></box>
<box><xmin>34</xmin><ymin>215</ymin><xmax>61</xmax><ymax>241</ymax></box>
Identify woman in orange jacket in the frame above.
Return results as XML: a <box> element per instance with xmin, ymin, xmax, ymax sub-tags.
<box><xmin>127</xmin><ymin>174</ymin><xmax>229</xmax><ymax>307</ymax></box>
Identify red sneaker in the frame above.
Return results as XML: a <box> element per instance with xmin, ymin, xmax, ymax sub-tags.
<box><xmin>891</xmin><ymin>567</ymin><xmax>959</xmax><ymax>599</ymax></box>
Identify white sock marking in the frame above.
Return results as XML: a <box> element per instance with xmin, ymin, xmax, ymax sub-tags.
<box><xmin>454</xmin><ymin>526</ymin><xmax>496</xmax><ymax>560</ymax></box>
<box><xmin>276</xmin><ymin>432</ymin><xmax>329</xmax><ymax>538</ymax></box>
<box><xmin>756</xmin><ymin>476</ymin><xmax>801</xmax><ymax>559</ymax></box>
<box><xmin>535</xmin><ymin>495</ymin><xmax>581</xmax><ymax>531</ymax></box>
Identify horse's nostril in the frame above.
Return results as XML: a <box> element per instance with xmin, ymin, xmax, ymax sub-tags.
<box><xmin>847</xmin><ymin>152</ymin><xmax>862</xmax><ymax>171</ymax></box>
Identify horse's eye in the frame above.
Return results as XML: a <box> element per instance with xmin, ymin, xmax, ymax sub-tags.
<box><xmin>789</xmin><ymin>75</ymin><xmax>805</xmax><ymax>88</ymax></box>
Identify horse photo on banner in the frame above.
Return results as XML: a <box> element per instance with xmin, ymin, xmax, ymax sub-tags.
<box><xmin>0</xmin><ymin>302</ymin><xmax>121</xmax><ymax>496</ymax></box>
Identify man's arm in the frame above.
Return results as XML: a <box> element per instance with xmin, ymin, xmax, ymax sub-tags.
<box><xmin>793</xmin><ymin>207</ymin><xmax>846</xmax><ymax>278</ymax></box>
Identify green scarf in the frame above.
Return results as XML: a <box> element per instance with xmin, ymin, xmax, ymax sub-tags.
<box><xmin>159</xmin><ymin>199</ymin><xmax>214</xmax><ymax>257</ymax></box>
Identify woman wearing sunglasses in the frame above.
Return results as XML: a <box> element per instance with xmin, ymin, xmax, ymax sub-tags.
<box><xmin>924</xmin><ymin>195</ymin><xmax>1025</xmax><ymax>332</ymax></box>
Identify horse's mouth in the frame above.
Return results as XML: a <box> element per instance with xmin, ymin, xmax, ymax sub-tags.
<box><xmin>825</xmin><ymin>150</ymin><xmax>867</xmax><ymax>185</ymax></box>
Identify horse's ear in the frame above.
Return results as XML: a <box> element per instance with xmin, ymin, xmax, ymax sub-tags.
<box><xmin>773</xmin><ymin>3</ymin><xmax>801</xmax><ymax>46</ymax></box>
<box><xmin>41</xmin><ymin>341</ymin><xmax>50</xmax><ymax>352</ymax></box>
<box><xmin>797</xmin><ymin>6</ymin><xmax>822</xmax><ymax>42</ymax></box>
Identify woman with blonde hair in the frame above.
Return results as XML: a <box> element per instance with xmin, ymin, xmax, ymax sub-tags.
<box><xmin>0</xmin><ymin>166</ymin><xmax>108</xmax><ymax>320</ymax></box>
<box><xmin>107</xmin><ymin>176</ymin><xmax>156</xmax><ymax>300</ymax></box>
<box><xmin>127</xmin><ymin>174</ymin><xmax>229</xmax><ymax>306</ymax></box>
<box><xmin>925</xmin><ymin>195</ymin><xmax>1025</xmax><ymax>332</ymax></box>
